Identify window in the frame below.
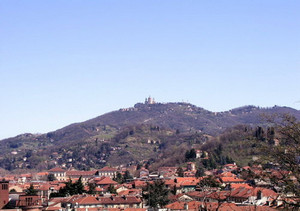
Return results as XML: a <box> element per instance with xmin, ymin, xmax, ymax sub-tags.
<box><xmin>2</xmin><ymin>184</ymin><xmax>8</xmax><ymax>190</ymax></box>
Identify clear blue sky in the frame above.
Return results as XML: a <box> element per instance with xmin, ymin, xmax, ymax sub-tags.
<box><xmin>1</xmin><ymin>0</ymin><xmax>299</xmax><ymax>139</ymax></box>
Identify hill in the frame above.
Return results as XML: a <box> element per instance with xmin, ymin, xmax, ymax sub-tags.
<box><xmin>0</xmin><ymin>101</ymin><xmax>299</xmax><ymax>171</ymax></box>
<box><xmin>37</xmin><ymin>103</ymin><xmax>300</xmax><ymax>142</ymax></box>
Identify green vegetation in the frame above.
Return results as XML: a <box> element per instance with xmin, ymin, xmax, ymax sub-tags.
<box><xmin>143</xmin><ymin>180</ymin><xmax>169</xmax><ymax>209</ymax></box>
<box><xmin>47</xmin><ymin>173</ymin><xmax>56</xmax><ymax>181</ymax></box>
<box><xmin>50</xmin><ymin>177</ymin><xmax>84</xmax><ymax>197</ymax></box>
<box><xmin>114</xmin><ymin>170</ymin><xmax>133</xmax><ymax>183</ymax></box>
<box><xmin>185</xmin><ymin>149</ymin><xmax>196</xmax><ymax>161</ymax></box>
<box><xmin>25</xmin><ymin>184</ymin><xmax>38</xmax><ymax>196</ymax></box>
<box><xmin>87</xmin><ymin>182</ymin><xmax>96</xmax><ymax>194</ymax></box>
<box><xmin>198</xmin><ymin>175</ymin><xmax>220</xmax><ymax>188</ymax></box>
<box><xmin>108</xmin><ymin>184</ymin><xmax>117</xmax><ymax>194</ymax></box>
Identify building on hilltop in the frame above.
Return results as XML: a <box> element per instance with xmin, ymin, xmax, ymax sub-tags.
<box><xmin>145</xmin><ymin>96</ymin><xmax>155</xmax><ymax>104</ymax></box>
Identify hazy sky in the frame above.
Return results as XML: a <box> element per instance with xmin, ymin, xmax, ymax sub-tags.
<box><xmin>1</xmin><ymin>0</ymin><xmax>299</xmax><ymax>139</ymax></box>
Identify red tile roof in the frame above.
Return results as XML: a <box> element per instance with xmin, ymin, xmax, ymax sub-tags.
<box><xmin>66</xmin><ymin>170</ymin><xmax>97</xmax><ymax>176</ymax></box>
<box><xmin>36</xmin><ymin>172</ymin><xmax>49</xmax><ymax>176</ymax></box>
<box><xmin>165</xmin><ymin>201</ymin><xmax>241</xmax><ymax>211</ymax></box>
<box><xmin>133</xmin><ymin>180</ymin><xmax>147</xmax><ymax>188</ymax></box>
<box><xmin>230</xmin><ymin>183</ymin><xmax>252</xmax><ymax>189</ymax></box>
<box><xmin>220</xmin><ymin>177</ymin><xmax>244</xmax><ymax>183</ymax></box>
<box><xmin>77</xmin><ymin>209</ymin><xmax>120</xmax><ymax>211</ymax></box>
<box><xmin>118</xmin><ymin>189</ymin><xmax>142</xmax><ymax>196</ymax></box>
<box><xmin>230</xmin><ymin>187</ymin><xmax>253</xmax><ymax>198</ymax></box>
<box><xmin>95</xmin><ymin>177</ymin><xmax>118</xmax><ymax>185</ymax></box>
<box><xmin>46</xmin><ymin>206</ymin><xmax>61</xmax><ymax>211</ymax></box>
<box><xmin>230</xmin><ymin>186</ymin><xmax>278</xmax><ymax>199</ymax></box>
<box><xmin>219</xmin><ymin>172</ymin><xmax>236</xmax><ymax>177</ymax></box>
<box><xmin>239</xmin><ymin>206</ymin><xmax>277</xmax><ymax>211</ymax></box>
<box><xmin>49</xmin><ymin>167</ymin><xmax>65</xmax><ymax>172</ymax></box>
<box><xmin>99</xmin><ymin>166</ymin><xmax>117</xmax><ymax>172</ymax></box>
<box><xmin>71</xmin><ymin>196</ymin><xmax>102</xmax><ymax>205</ymax></box>
<box><xmin>98</xmin><ymin>196</ymin><xmax>141</xmax><ymax>205</ymax></box>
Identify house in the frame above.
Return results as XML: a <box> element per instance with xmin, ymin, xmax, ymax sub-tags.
<box><xmin>17</xmin><ymin>195</ymin><xmax>42</xmax><ymax>210</ymax></box>
<box><xmin>139</xmin><ymin>168</ymin><xmax>149</xmax><ymax>179</ymax></box>
<box><xmin>247</xmin><ymin>187</ymin><xmax>278</xmax><ymax>206</ymax></box>
<box><xmin>97</xmin><ymin>167</ymin><xmax>118</xmax><ymax>178</ymax></box>
<box><xmin>18</xmin><ymin>174</ymin><xmax>32</xmax><ymax>184</ymax></box>
<box><xmin>223</xmin><ymin>163</ymin><xmax>238</xmax><ymax>172</ymax></box>
<box><xmin>64</xmin><ymin>195</ymin><xmax>143</xmax><ymax>210</ymax></box>
<box><xmin>93</xmin><ymin>177</ymin><xmax>118</xmax><ymax>188</ymax></box>
<box><xmin>66</xmin><ymin>170</ymin><xmax>98</xmax><ymax>184</ymax></box>
<box><xmin>34</xmin><ymin>172</ymin><xmax>49</xmax><ymax>181</ymax></box>
<box><xmin>48</xmin><ymin>167</ymin><xmax>66</xmax><ymax>181</ymax></box>
<box><xmin>158</xmin><ymin>167</ymin><xmax>177</xmax><ymax>179</ymax></box>
<box><xmin>165</xmin><ymin>200</ymin><xmax>203</xmax><ymax>210</ymax></box>
<box><xmin>219</xmin><ymin>177</ymin><xmax>245</xmax><ymax>184</ymax></box>
<box><xmin>183</xmin><ymin>170</ymin><xmax>196</xmax><ymax>177</ymax></box>
<box><xmin>132</xmin><ymin>180</ymin><xmax>147</xmax><ymax>189</ymax></box>
<box><xmin>165</xmin><ymin>200</ymin><xmax>241</xmax><ymax>211</ymax></box>
<box><xmin>186</xmin><ymin>190</ymin><xmax>230</xmax><ymax>203</ymax></box>
<box><xmin>186</xmin><ymin>162</ymin><xmax>196</xmax><ymax>171</ymax></box>
<box><xmin>174</xmin><ymin>177</ymin><xmax>201</xmax><ymax>193</ymax></box>
<box><xmin>98</xmin><ymin>195</ymin><xmax>142</xmax><ymax>209</ymax></box>
<box><xmin>227</xmin><ymin>187</ymin><xmax>278</xmax><ymax>206</ymax></box>
<box><xmin>117</xmin><ymin>189</ymin><xmax>142</xmax><ymax>197</ymax></box>
<box><xmin>64</xmin><ymin>195</ymin><xmax>102</xmax><ymax>209</ymax></box>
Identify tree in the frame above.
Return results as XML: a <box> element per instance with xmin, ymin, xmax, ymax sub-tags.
<box><xmin>198</xmin><ymin>176</ymin><xmax>220</xmax><ymax>189</ymax></box>
<box><xmin>87</xmin><ymin>182</ymin><xmax>96</xmax><ymax>194</ymax></box>
<box><xmin>74</xmin><ymin>176</ymin><xmax>84</xmax><ymax>194</ymax></box>
<box><xmin>143</xmin><ymin>180</ymin><xmax>169</xmax><ymax>210</ymax></box>
<box><xmin>122</xmin><ymin>170</ymin><xmax>133</xmax><ymax>183</ymax></box>
<box><xmin>108</xmin><ymin>184</ymin><xmax>117</xmax><ymax>194</ymax></box>
<box><xmin>176</xmin><ymin>167</ymin><xmax>184</xmax><ymax>177</ymax></box>
<box><xmin>47</xmin><ymin>173</ymin><xmax>56</xmax><ymax>181</ymax></box>
<box><xmin>258</xmin><ymin>115</ymin><xmax>300</xmax><ymax>208</ymax></box>
<box><xmin>171</xmin><ymin>185</ymin><xmax>177</xmax><ymax>195</ymax></box>
<box><xmin>255</xmin><ymin>126</ymin><xmax>265</xmax><ymax>141</ymax></box>
<box><xmin>9</xmin><ymin>189</ymin><xmax>16</xmax><ymax>193</ymax></box>
<box><xmin>114</xmin><ymin>172</ymin><xmax>123</xmax><ymax>184</ymax></box>
<box><xmin>25</xmin><ymin>184</ymin><xmax>38</xmax><ymax>196</ymax></box>
<box><xmin>195</xmin><ymin>167</ymin><xmax>205</xmax><ymax>178</ymax></box>
<box><xmin>185</xmin><ymin>149</ymin><xmax>196</xmax><ymax>161</ymax></box>
<box><xmin>50</xmin><ymin>177</ymin><xmax>85</xmax><ymax>198</ymax></box>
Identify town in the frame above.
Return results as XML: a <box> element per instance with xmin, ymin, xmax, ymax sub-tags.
<box><xmin>0</xmin><ymin>151</ymin><xmax>296</xmax><ymax>211</ymax></box>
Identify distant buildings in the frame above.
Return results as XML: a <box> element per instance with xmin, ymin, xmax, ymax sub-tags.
<box><xmin>144</xmin><ymin>96</ymin><xmax>155</xmax><ymax>105</ymax></box>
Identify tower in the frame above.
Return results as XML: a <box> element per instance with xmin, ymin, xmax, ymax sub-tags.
<box><xmin>0</xmin><ymin>180</ymin><xmax>9</xmax><ymax>209</ymax></box>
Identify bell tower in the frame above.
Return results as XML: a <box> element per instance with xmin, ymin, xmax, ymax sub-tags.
<box><xmin>0</xmin><ymin>180</ymin><xmax>9</xmax><ymax>209</ymax></box>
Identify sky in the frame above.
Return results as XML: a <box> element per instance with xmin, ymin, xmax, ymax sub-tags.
<box><xmin>0</xmin><ymin>0</ymin><xmax>299</xmax><ymax>140</ymax></box>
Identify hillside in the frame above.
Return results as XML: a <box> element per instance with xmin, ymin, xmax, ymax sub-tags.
<box><xmin>35</xmin><ymin>103</ymin><xmax>300</xmax><ymax>143</ymax></box>
<box><xmin>0</xmin><ymin>101</ymin><xmax>299</xmax><ymax>172</ymax></box>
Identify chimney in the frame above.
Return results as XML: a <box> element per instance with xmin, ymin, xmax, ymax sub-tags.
<box><xmin>184</xmin><ymin>203</ymin><xmax>188</xmax><ymax>210</ymax></box>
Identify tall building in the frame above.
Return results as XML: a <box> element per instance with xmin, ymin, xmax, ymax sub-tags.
<box><xmin>0</xmin><ymin>180</ymin><xmax>9</xmax><ymax>209</ymax></box>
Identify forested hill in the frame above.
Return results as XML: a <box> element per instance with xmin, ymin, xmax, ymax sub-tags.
<box><xmin>44</xmin><ymin>103</ymin><xmax>300</xmax><ymax>142</ymax></box>
<box><xmin>0</xmin><ymin>102</ymin><xmax>299</xmax><ymax>171</ymax></box>
<box><xmin>2</xmin><ymin>102</ymin><xmax>300</xmax><ymax>145</ymax></box>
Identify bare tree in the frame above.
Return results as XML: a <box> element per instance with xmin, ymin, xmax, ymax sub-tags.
<box><xmin>259</xmin><ymin>114</ymin><xmax>300</xmax><ymax>209</ymax></box>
